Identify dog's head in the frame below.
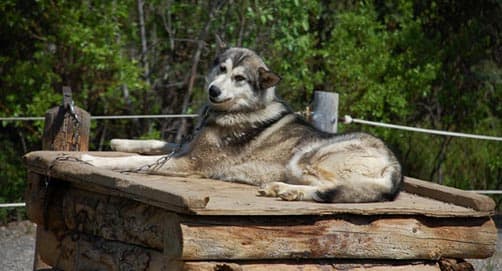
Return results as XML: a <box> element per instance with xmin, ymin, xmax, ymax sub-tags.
<box><xmin>206</xmin><ymin>48</ymin><xmax>280</xmax><ymax>112</ymax></box>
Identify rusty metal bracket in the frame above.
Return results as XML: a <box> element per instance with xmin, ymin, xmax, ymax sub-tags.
<box><xmin>62</xmin><ymin>86</ymin><xmax>80</xmax><ymax>123</ymax></box>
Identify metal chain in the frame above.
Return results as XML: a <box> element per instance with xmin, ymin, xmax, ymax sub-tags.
<box><xmin>47</xmin><ymin>108</ymin><xmax>212</xmax><ymax>174</ymax></box>
<box><xmin>53</xmin><ymin>155</ymin><xmax>94</xmax><ymax>167</ymax></box>
<box><xmin>121</xmin><ymin>107</ymin><xmax>211</xmax><ymax>174</ymax></box>
<box><xmin>122</xmin><ymin>148</ymin><xmax>179</xmax><ymax>174</ymax></box>
<box><xmin>66</xmin><ymin>101</ymin><xmax>81</xmax><ymax>151</ymax></box>
<box><xmin>67</xmin><ymin>100</ymin><xmax>80</xmax><ymax>124</ymax></box>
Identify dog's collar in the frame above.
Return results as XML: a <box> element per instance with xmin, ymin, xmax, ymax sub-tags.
<box><xmin>219</xmin><ymin>109</ymin><xmax>290</xmax><ymax>146</ymax></box>
<box><xmin>208</xmin><ymin>102</ymin><xmax>289</xmax><ymax>128</ymax></box>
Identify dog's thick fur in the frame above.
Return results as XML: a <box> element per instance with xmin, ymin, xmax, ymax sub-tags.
<box><xmin>83</xmin><ymin>47</ymin><xmax>402</xmax><ymax>203</ymax></box>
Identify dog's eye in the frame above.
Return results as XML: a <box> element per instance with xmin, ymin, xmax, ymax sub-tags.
<box><xmin>233</xmin><ymin>75</ymin><xmax>246</xmax><ymax>82</ymax></box>
<box><xmin>219</xmin><ymin>65</ymin><xmax>227</xmax><ymax>73</ymax></box>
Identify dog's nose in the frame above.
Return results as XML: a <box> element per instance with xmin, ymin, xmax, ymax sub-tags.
<box><xmin>209</xmin><ymin>85</ymin><xmax>221</xmax><ymax>98</ymax></box>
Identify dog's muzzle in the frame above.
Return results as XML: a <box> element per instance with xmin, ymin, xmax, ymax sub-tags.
<box><xmin>209</xmin><ymin>85</ymin><xmax>221</xmax><ymax>98</ymax></box>
<box><xmin>208</xmin><ymin>85</ymin><xmax>231</xmax><ymax>104</ymax></box>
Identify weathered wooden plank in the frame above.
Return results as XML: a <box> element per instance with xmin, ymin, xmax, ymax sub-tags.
<box><xmin>24</xmin><ymin>151</ymin><xmax>495</xmax><ymax>217</ymax></box>
<box><xmin>192</xmin><ymin>185</ymin><xmax>490</xmax><ymax>217</ymax></box>
<box><xmin>24</xmin><ymin>151</ymin><xmax>209</xmax><ymax>214</ymax></box>
<box><xmin>403</xmin><ymin>177</ymin><xmax>495</xmax><ymax>212</ymax></box>
<box><xmin>26</xmin><ymin>180</ymin><xmax>497</xmax><ymax>261</ymax></box>
<box><xmin>36</xmin><ymin>228</ymin><xmax>175</xmax><ymax>271</ymax></box>
<box><xmin>183</xmin><ymin>261</ymin><xmax>440</xmax><ymax>271</ymax></box>
<box><xmin>166</xmin><ymin>215</ymin><xmax>496</xmax><ymax>261</ymax></box>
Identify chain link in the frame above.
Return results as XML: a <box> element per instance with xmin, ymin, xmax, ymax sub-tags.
<box><xmin>49</xmin><ymin>107</ymin><xmax>212</xmax><ymax>174</ymax></box>
<box><xmin>122</xmin><ymin>148</ymin><xmax>179</xmax><ymax>174</ymax></box>
<box><xmin>122</xmin><ymin>106</ymin><xmax>211</xmax><ymax>174</ymax></box>
<box><xmin>53</xmin><ymin>155</ymin><xmax>94</xmax><ymax>167</ymax></box>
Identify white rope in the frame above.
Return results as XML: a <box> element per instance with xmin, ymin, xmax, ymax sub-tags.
<box><xmin>342</xmin><ymin>115</ymin><xmax>502</xmax><ymax>142</ymax></box>
<box><xmin>469</xmin><ymin>190</ymin><xmax>502</xmax><ymax>195</ymax></box>
<box><xmin>0</xmin><ymin>114</ymin><xmax>198</xmax><ymax>121</ymax></box>
<box><xmin>0</xmin><ymin>202</ymin><xmax>26</xmax><ymax>208</ymax></box>
<box><xmin>2</xmin><ymin>114</ymin><xmax>501</xmax><ymax>141</ymax></box>
<box><xmin>0</xmin><ymin>117</ymin><xmax>45</xmax><ymax>121</ymax></box>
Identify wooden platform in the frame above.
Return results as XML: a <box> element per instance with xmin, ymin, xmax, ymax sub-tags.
<box><xmin>24</xmin><ymin>151</ymin><xmax>498</xmax><ymax>271</ymax></box>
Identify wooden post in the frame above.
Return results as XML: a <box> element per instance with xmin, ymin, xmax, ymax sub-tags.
<box><xmin>42</xmin><ymin>86</ymin><xmax>90</xmax><ymax>151</ymax></box>
<box><xmin>32</xmin><ymin>86</ymin><xmax>90</xmax><ymax>270</ymax></box>
<box><xmin>311</xmin><ymin>91</ymin><xmax>338</xmax><ymax>133</ymax></box>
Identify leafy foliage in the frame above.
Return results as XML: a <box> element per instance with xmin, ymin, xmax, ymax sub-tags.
<box><xmin>0</xmin><ymin>0</ymin><xmax>501</xmax><ymax>221</ymax></box>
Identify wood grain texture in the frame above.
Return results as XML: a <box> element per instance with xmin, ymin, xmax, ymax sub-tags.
<box><xmin>183</xmin><ymin>261</ymin><xmax>440</xmax><ymax>271</ymax></box>
<box><xmin>42</xmin><ymin>105</ymin><xmax>90</xmax><ymax>151</ymax></box>
<box><xmin>25</xmin><ymin>180</ymin><xmax>497</xmax><ymax>261</ymax></box>
<box><xmin>36</xmin><ymin>228</ymin><xmax>175</xmax><ymax>271</ymax></box>
<box><xmin>168</xmin><ymin>215</ymin><xmax>496</xmax><ymax>261</ymax></box>
<box><xmin>34</xmin><ymin>92</ymin><xmax>91</xmax><ymax>271</ymax></box>
<box><xmin>24</xmin><ymin>151</ymin><xmax>495</xmax><ymax>217</ymax></box>
<box><xmin>62</xmin><ymin>187</ymin><xmax>166</xmax><ymax>250</ymax></box>
<box><xmin>26</xmin><ymin>176</ymin><xmax>167</xmax><ymax>250</ymax></box>
<box><xmin>26</xmin><ymin>176</ymin><xmax>68</xmax><ymax>231</ymax></box>
<box><xmin>403</xmin><ymin>177</ymin><xmax>495</xmax><ymax>212</ymax></box>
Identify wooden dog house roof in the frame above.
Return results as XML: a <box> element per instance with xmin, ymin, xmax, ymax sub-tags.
<box><xmin>24</xmin><ymin>151</ymin><xmax>495</xmax><ymax>218</ymax></box>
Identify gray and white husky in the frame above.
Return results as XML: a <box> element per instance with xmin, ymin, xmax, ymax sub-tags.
<box><xmin>82</xmin><ymin>47</ymin><xmax>402</xmax><ymax>203</ymax></box>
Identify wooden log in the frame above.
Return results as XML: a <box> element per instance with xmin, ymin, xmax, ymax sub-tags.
<box><xmin>25</xmin><ymin>172</ymin><xmax>48</xmax><ymax>226</ymax></box>
<box><xmin>36</xmin><ymin>228</ymin><xmax>175</xmax><ymax>271</ymax></box>
<box><xmin>25</xmin><ymin>173</ymin><xmax>66</xmax><ymax>230</ymax></box>
<box><xmin>26</xmin><ymin>181</ymin><xmax>496</xmax><ymax>261</ymax></box>
<box><xmin>403</xmin><ymin>177</ymin><xmax>495</xmax><ymax>212</ymax></box>
<box><xmin>311</xmin><ymin>91</ymin><xmax>338</xmax><ymax>133</ymax></box>
<box><xmin>32</xmin><ymin>86</ymin><xmax>91</xmax><ymax>271</ymax></box>
<box><xmin>42</xmin><ymin>86</ymin><xmax>90</xmax><ymax>151</ymax></box>
<box><xmin>25</xmin><ymin>177</ymin><xmax>167</xmax><ymax>250</ymax></box>
<box><xmin>183</xmin><ymin>261</ymin><xmax>441</xmax><ymax>271</ymax></box>
<box><xmin>27</xmin><ymin>172</ymin><xmax>68</xmax><ymax>271</ymax></box>
<box><xmin>438</xmin><ymin>258</ymin><xmax>474</xmax><ymax>271</ymax></box>
<box><xmin>62</xmin><ymin>187</ymin><xmax>166</xmax><ymax>250</ymax></box>
<box><xmin>165</xmin><ymin>215</ymin><xmax>496</xmax><ymax>261</ymax></box>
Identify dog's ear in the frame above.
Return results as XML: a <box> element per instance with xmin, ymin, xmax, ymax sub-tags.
<box><xmin>258</xmin><ymin>67</ymin><xmax>281</xmax><ymax>89</ymax></box>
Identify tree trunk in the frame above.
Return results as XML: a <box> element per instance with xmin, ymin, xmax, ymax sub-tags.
<box><xmin>176</xmin><ymin>1</ymin><xmax>226</xmax><ymax>142</ymax></box>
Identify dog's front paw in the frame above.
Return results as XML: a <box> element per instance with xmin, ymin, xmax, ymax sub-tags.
<box><xmin>257</xmin><ymin>182</ymin><xmax>282</xmax><ymax>197</ymax></box>
<box><xmin>257</xmin><ymin>182</ymin><xmax>309</xmax><ymax>201</ymax></box>
<box><xmin>257</xmin><ymin>182</ymin><xmax>304</xmax><ymax>200</ymax></box>
<box><xmin>278</xmin><ymin>190</ymin><xmax>304</xmax><ymax>201</ymax></box>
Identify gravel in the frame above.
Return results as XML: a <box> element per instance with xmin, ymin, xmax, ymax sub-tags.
<box><xmin>0</xmin><ymin>221</ymin><xmax>500</xmax><ymax>271</ymax></box>
<box><xmin>0</xmin><ymin>221</ymin><xmax>36</xmax><ymax>271</ymax></box>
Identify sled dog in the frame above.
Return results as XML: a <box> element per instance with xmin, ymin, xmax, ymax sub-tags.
<box><xmin>82</xmin><ymin>47</ymin><xmax>402</xmax><ymax>203</ymax></box>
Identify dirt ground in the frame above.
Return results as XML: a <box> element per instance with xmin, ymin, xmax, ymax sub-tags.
<box><xmin>0</xmin><ymin>221</ymin><xmax>36</xmax><ymax>271</ymax></box>
<box><xmin>0</xmin><ymin>220</ymin><xmax>500</xmax><ymax>271</ymax></box>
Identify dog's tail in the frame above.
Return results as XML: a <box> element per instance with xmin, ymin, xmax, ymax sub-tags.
<box><xmin>312</xmin><ymin>168</ymin><xmax>403</xmax><ymax>203</ymax></box>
